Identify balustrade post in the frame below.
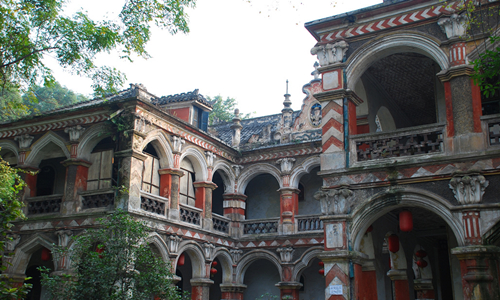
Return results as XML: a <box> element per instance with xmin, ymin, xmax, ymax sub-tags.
<box><xmin>159</xmin><ymin>168</ymin><xmax>183</xmax><ymax>220</ymax></box>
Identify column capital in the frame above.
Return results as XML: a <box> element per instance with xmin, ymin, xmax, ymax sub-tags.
<box><xmin>436</xmin><ymin>64</ymin><xmax>474</xmax><ymax>82</ymax></box>
<box><xmin>220</xmin><ymin>283</ymin><xmax>247</xmax><ymax>293</ymax></box>
<box><xmin>449</xmin><ymin>172</ymin><xmax>488</xmax><ymax>205</ymax></box>
<box><xmin>193</xmin><ymin>181</ymin><xmax>217</xmax><ymax>190</ymax></box>
<box><xmin>222</xmin><ymin>193</ymin><xmax>247</xmax><ymax>201</ymax></box>
<box><xmin>190</xmin><ymin>278</ymin><xmax>214</xmax><ymax>286</ymax></box>
<box><xmin>451</xmin><ymin>245</ymin><xmax>500</xmax><ymax>259</ymax></box>
<box><xmin>114</xmin><ymin>149</ymin><xmax>148</xmax><ymax>161</ymax></box>
<box><xmin>387</xmin><ymin>269</ymin><xmax>408</xmax><ymax>281</ymax></box>
<box><xmin>61</xmin><ymin>158</ymin><xmax>92</xmax><ymax>168</ymax></box>
<box><xmin>158</xmin><ymin>168</ymin><xmax>184</xmax><ymax>177</ymax></box>
<box><xmin>277</xmin><ymin>187</ymin><xmax>300</xmax><ymax>194</ymax></box>
<box><xmin>275</xmin><ymin>281</ymin><xmax>303</xmax><ymax>289</ymax></box>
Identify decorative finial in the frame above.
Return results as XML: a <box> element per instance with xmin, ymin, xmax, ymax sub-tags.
<box><xmin>286</xmin><ymin>79</ymin><xmax>289</xmax><ymax>94</ymax></box>
<box><xmin>311</xmin><ymin>62</ymin><xmax>320</xmax><ymax>80</ymax></box>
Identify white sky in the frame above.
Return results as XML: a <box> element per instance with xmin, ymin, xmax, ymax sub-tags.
<box><xmin>47</xmin><ymin>0</ymin><xmax>382</xmax><ymax>117</ymax></box>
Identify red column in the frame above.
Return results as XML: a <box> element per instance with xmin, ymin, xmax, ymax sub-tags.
<box><xmin>387</xmin><ymin>270</ymin><xmax>410</xmax><ymax>300</ymax></box>
<box><xmin>193</xmin><ymin>181</ymin><xmax>217</xmax><ymax>231</ymax></box>
<box><xmin>354</xmin><ymin>261</ymin><xmax>377</xmax><ymax>300</ymax></box>
<box><xmin>278</xmin><ymin>187</ymin><xmax>299</xmax><ymax>234</ymax></box>
<box><xmin>190</xmin><ymin>278</ymin><xmax>213</xmax><ymax>300</ymax></box>
<box><xmin>220</xmin><ymin>284</ymin><xmax>246</xmax><ymax>300</ymax></box>
<box><xmin>223</xmin><ymin>193</ymin><xmax>246</xmax><ymax>238</ymax></box>
<box><xmin>159</xmin><ymin>168</ymin><xmax>183</xmax><ymax>220</ymax></box>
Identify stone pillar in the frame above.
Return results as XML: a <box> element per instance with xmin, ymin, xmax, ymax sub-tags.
<box><xmin>437</xmin><ymin>13</ymin><xmax>484</xmax><ymax>153</ymax></box>
<box><xmin>223</xmin><ymin>193</ymin><xmax>247</xmax><ymax>238</ymax></box>
<box><xmin>413</xmin><ymin>279</ymin><xmax>435</xmax><ymax>300</ymax></box>
<box><xmin>387</xmin><ymin>269</ymin><xmax>411</xmax><ymax>300</ymax></box>
<box><xmin>20</xmin><ymin>166</ymin><xmax>38</xmax><ymax>198</ymax></box>
<box><xmin>276</xmin><ymin>246</ymin><xmax>300</xmax><ymax>299</ymax></box>
<box><xmin>159</xmin><ymin>168</ymin><xmax>183</xmax><ymax>220</ymax></box>
<box><xmin>220</xmin><ymin>283</ymin><xmax>246</xmax><ymax>300</ymax></box>
<box><xmin>190</xmin><ymin>278</ymin><xmax>213</xmax><ymax>300</ymax></box>
<box><xmin>353</xmin><ymin>258</ymin><xmax>377</xmax><ymax>300</ymax></box>
<box><xmin>276</xmin><ymin>282</ymin><xmax>302</xmax><ymax>300</ymax></box>
<box><xmin>61</xmin><ymin>159</ymin><xmax>91</xmax><ymax>214</ymax></box>
<box><xmin>193</xmin><ymin>181</ymin><xmax>217</xmax><ymax>231</ymax></box>
<box><xmin>451</xmin><ymin>246</ymin><xmax>500</xmax><ymax>300</ymax></box>
<box><xmin>114</xmin><ymin>149</ymin><xmax>147</xmax><ymax>211</ymax></box>
<box><xmin>311</xmin><ymin>41</ymin><xmax>349</xmax><ymax>171</ymax></box>
<box><xmin>52</xmin><ymin>230</ymin><xmax>73</xmax><ymax>276</ymax></box>
<box><xmin>278</xmin><ymin>187</ymin><xmax>300</xmax><ymax>234</ymax></box>
<box><xmin>231</xmin><ymin>109</ymin><xmax>243</xmax><ymax>148</ymax></box>
<box><xmin>14</xmin><ymin>134</ymin><xmax>34</xmax><ymax>166</ymax></box>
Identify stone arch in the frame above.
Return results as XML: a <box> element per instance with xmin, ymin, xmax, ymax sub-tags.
<box><xmin>77</xmin><ymin>123</ymin><xmax>114</xmax><ymax>161</ymax></box>
<box><xmin>25</xmin><ymin>132</ymin><xmax>70</xmax><ymax>167</ymax></box>
<box><xmin>289</xmin><ymin>156</ymin><xmax>321</xmax><ymax>189</ymax></box>
<box><xmin>238</xmin><ymin>163</ymin><xmax>282</xmax><ymax>194</ymax></box>
<box><xmin>0</xmin><ymin>140</ymin><xmax>19</xmax><ymax>164</ymax></box>
<box><xmin>346</xmin><ymin>31</ymin><xmax>449</xmax><ymax>90</ymax></box>
<box><xmin>180</xmin><ymin>146</ymin><xmax>208</xmax><ymax>181</ymax></box>
<box><xmin>292</xmin><ymin>247</ymin><xmax>323</xmax><ymax>281</ymax></box>
<box><xmin>236</xmin><ymin>250</ymin><xmax>282</xmax><ymax>284</ymax></box>
<box><xmin>176</xmin><ymin>241</ymin><xmax>206</xmax><ymax>278</ymax></box>
<box><xmin>146</xmin><ymin>232</ymin><xmax>170</xmax><ymax>263</ymax></box>
<box><xmin>9</xmin><ymin>233</ymin><xmax>56</xmax><ymax>275</ymax></box>
<box><xmin>212</xmin><ymin>160</ymin><xmax>235</xmax><ymax>194</ymax></box>
<box><xmin>140</xmin><ymin>129</ymin><xmax>174</xmax><ymax>169</ymax></box>
<box><xmin>351</xmin><ymin>187</ymin><xmax>465</xmax><ymax>252</ymax></box>
<box><xmin>212</xmin><ymin>247</ymin><xmax>234</xmax><ymax>284</ymax></box>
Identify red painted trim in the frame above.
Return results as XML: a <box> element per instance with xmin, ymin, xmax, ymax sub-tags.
<box><xmin>159</xmin><ymin>173</ymin><xmax>172</xmax><ymax>199</ymax></box>
<box><xmin>25</xmin><ymin>173</ymin><xmax>37</xmax><ymax>197</ymax></box>
<box><xmin>394</xmin><ymin>280</ymin><xmax>410</xmax><ymax>300</ymax></box>
<box><xmin>168</xmin><ymin>107</ymin><xmax>190</xmax><ymax>123</ymax></box>
<box><xmin>322</xmin><ymin>136</ymin><xmax>344</xmax><ymax>152</ymax></box>
<box><xmin>195</xmin><ymin>186</ymin><xmax>205</xmax><ymax>210</ymax></box>
<box><xmin>348</xmin><ymin>100</ymin><xmax>357</xmax><ymax>135</ymax></box>
<box><xmin>444</xmin><ymin>81</ymin><xmax>455</xmax><ymax>137</ymax></box>
<box><xmin>471</xmin><ymin>79</ymin><xmax>483</xmax><ymax>133</ymax></box>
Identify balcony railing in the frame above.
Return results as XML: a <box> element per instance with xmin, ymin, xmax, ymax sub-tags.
<box><xmin>242</xmin><ymin>218</ymin><xmax>279</xmax><ymax>235</ymax></box>
<box><xmin>212</xmin><ymin>213</ymin><xmax>230</xmax><ymax>234</ymax></box>
<box><xmin>180</xmin><ymin>204</ymin><xmax>202</xmax><ymax>226</ymax></box>
<box><xmin>350</xmin><ymin>123</ymin><xmax>445</xmax><ymax>164</ymax></box>
<box><xmin>26</xmin><ymin>194</ymin><xmax>63</xmax><ymax>215</ymax></box>
<box><xmin>80</xmin><ymin>189</ymin><xmax>114</xmax><ymax>209</ymax></box>
<box><xmin>140</xmin><ymin>191</ymin><xmax>168</xmax><ymax>217</ymax></box>
<box><xmin>296</xmin><ymin>215</ymin><xmax>323</xmax><ymax>232</ymax></box>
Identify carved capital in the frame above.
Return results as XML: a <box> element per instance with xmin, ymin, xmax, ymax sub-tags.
<box><xmin>232</xmin><ymin>165</ymin><xmax>244</xmax><ymax>178</ymax></box>
<box><xmin>230</xmin><ymin>249</ymin><xmax>243</xmax><ymax>263</ymax></box>
<box><xmin>449</xmin><ymin>173</ymin><xmax>489</xmax><ymax>205</ymax></box>
<box><xmin>314</xmin><ymin>186</ymin><xmax>353</xmax><ymax>215</ymax></box>
<box><xmin>276</xmin><ymin>158</ymin><xmax>295</xmax><ymax>175</ymax></box>
<box><xmin>55</xmin><ymin>230</ymin><xmax>73</xmax><ymax>247</ymax></box>
<box><xmin>203</xmin><ymin>242</ymin><xmax>215</xmax><ymax>260</ymax></box>
<box><xmin>14</xmin><ymin>134</ymin><xmax>34</xmax><ymax>149</ymax></box>
<box><xmin>64</xmin><ymin>125</ymin><xmax>86</xmax><ymax>142</ymax></box>
<box><xmin>167</xmin><ymin>234</ymin><xmax>182</xmax><ymax>254</ymax></box>
<box><xmin>4</xmin><ymin>234</ymin><xmax>21</xmax><ymax>252</ymax></box>
<box><xmin>171</xmin><ymin>136</ymin><xmax>185</xmax><ymax>154</ymax></box>
<box><xmin>205</xmin><ymin>151</ymin><xmax>216</xmax><ymax>167</ymax></box>
<box><xmin>311</xmin><ymin>40</ymin><xmax>349</xmax><ymax>67</ymax></box>
<box><xmin>277</xmin><ymin>247</ymin><xmax>294</xmax><ymax>263</ymax></box>
<box><xmin>438</xmin><ymin>13</ymin><xmax>467</xmax><ymax>39</ymax></box>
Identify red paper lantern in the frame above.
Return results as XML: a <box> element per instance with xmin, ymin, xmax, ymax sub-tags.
<box><xmin>416</xmin><ymin>260</ymin><xmax>428</xmax><ymax>268</ymax></box>
<box><xmin>415</xmin><ymin>250</ymin><xmax>427</xmax><ymax>258</ymax></box>
<box><xmin>178</xmin><ymin>253</ymin><xmax>185</xmax><ymax>266</ymax></box>
<box><xmin>366</xmin><ymin>225</ymin><xmax>373</xmax><ymax>233</ymax></box>
<box><xmin>388</xmin><ymin>234</ymin><xmax>400</xmax><ymax>253</ymax></box>
<box><xmin>399</xmin><ymin>210</ymin><xmax>413</xmax><ymax>232</ymax></box>
<box><xmin>318</xmin><ymin>269</ymin><xmax>324</xmax><ymax>275</ymax></box>
<box><xmin>96</xmin><ymin>245</ymin><xmax>105</xmax><ymax>259</ymax></box>
<box><xmin>41</xmin><ymin>247</ymin><xmax>51</xmax><ymax>261</ymax></box>
<box><xmin>212</xmin><ymin>261</ymin><xmax>218</xmax><ymax>267</ymax></box>
<box><xmin>318</xmin><ymin>261</ymin><xmax>324</xmax><ymax>267</ymax></box>
<box><xmin>210</xmin><ymin>268</ymin><xmax>217</xmax><ymax>275</ymax></box>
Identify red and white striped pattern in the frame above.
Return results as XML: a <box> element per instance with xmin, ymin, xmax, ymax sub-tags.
<box><xmin>324</xmin><ymin>262</ymin><xmax>349</xmax><ymax>300</ymax></box>
<box><xmin>322</xmin><ymin>100</ymin><xmax>344</xmax><ymax>153</ymax></box>
<box><xmin>320</xmin><ymin>2</ymin><xmax>459</xmax><ymax>42</ymax></box>
<box><xmin>463</xmin><ymin>211</ymin><xmax>481</xmax><ymax>245</ymax></box>
<box><xmin>0</xmin><ymin>114</ymin><xmax>108</xmax><ymax>138</ymax></box>
<box><xmin>450</xmin><ymin>42</ymin><xmax>466</xmax><ymax>66</ymax></box>
<box><xmin>236</xmin><ymin>147</ymin><xmax>322</xmax><ymax>164</ymax></box>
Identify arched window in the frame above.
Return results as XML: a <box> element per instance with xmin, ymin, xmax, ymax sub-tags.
<box><xmin>142</xmin><ymin>144</ymin><xmax>160</xmax><ymax>195</ymax></box>
<box><xmin>180</xmin><ymin>159</ymin><xmax>196</xmax><ymax>206</ymax></box>
<box><xmin>87</xmin><ymin>137</ymin><xmax>115</xmax><ymax>191</ymax></box>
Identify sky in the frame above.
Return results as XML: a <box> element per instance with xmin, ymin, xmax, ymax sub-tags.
<box><xmin>47</xmin><ymin>0</ymin><xmax>382</xmax><ymax>117</ymax></box>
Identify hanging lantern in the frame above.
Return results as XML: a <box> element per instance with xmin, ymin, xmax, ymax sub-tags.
<box><xmin>41</xmin><ymin>247</ymin><xmax>51</xmax><ymax>261</ymax></box>
<box><xmin>318</xmin><ymin>269</ymin><xmax>325</xmax><ymax>275</ymax></box>
<box><xmin>399</xmin><ymin>210</ymin><xmax>413</xmax><ymax>232</ymax></box>
<box><xmin>210</xmin><ymin>268</ymin><xmax>217</xmax><ymax>275</ymax></box>
<box><xmin>415</xmin><ymin>250</ymin><xmax>427</xmax><ymax>258</ymax></box>
<box><xmin>318</xmin><ymin>261</ymin><xmax>324</xmax><ymax>267</ymax></box>
<box><xmin>416</xmin><ymin>260</ymin><xmax>428</xmax><ymax>268</ymax></box>
<box><xmin>178</xmin><ymin>253</ymin><xmax>185</xmax><ymax>266</ymax></box>
<box><xmin>366</xmin><ymin>225</ymin><xmax>373</xmax><ymax>233</ymax></box>
<box><xmin>388</xmin><ymin>234</ymin><xmax>400</xmax><ymax>253</ymax></box>
<box><xmin>96</xmin><ymin>245</ymin><xmax>105</xmax><ymax>259</ymax></box>
<box><xmin>212</xmin><ymin>261</ymin><xmax>218</xmax><ymax>267</ymax></box>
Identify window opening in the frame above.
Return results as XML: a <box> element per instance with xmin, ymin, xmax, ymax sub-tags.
<box><xmin>180</xmin><ymin>159</ymin><xmax>196</xmax><ymax>206</ymax></box>
<box><xmin>36</xmin><ymin>165</ymin><xmax>55</xmax><ymax>196</ymax></box>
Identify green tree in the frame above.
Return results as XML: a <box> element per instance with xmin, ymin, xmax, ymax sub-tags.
<box><xmin>22</xmin><ymin>81</ymin><xmax>88</xmax><ymax>114</ymax></box>
<box><xmin>0</xmin><ymin>150</ymin><xmax>31</xmax><ymax>299</ymax></box>
<box><xmin>0</xmin><ymin>84</ymin><xmax>32</xmax><ymax>122</ymax></box>
<box><xmin>40</xmin><ymin>211</ymin><xmax>188</xmax><ymax>300</ymax></box>
<box><xmin>0</xmin><ymin>0</ymin><xmax>195</xmax><ymax>96</ymax></box>
<box><xmin>208</xmin><ymin>95</ymin><xmax>253</xmax><ymax>125</ymax></box>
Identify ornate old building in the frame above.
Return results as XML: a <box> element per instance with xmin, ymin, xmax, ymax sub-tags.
<box><xmin>2</xmin><ymin>0</ymin><xmax>500</xmax><ymax>299</ymax></box>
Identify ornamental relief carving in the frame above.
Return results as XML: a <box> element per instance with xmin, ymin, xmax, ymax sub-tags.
<box><xmin>449</xmin><ymin>173</ymin><xmax>488</xmax><ymax>205</ymax></box>
<box><xmin>314</xmin><ymin>186</ymin><xmax>353</xmax><ymax>215</ymax></box>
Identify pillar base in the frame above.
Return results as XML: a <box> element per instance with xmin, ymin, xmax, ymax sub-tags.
<box><xmin>220</xmin><ymin>283</ymin><xmax>246</xmax><ymax>300</ymax></box>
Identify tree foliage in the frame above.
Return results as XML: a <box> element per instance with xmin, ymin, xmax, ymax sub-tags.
<box><xmin>0</xmin><ymin>0</ymin><xmax>195</xmax><ymax>96</ymax></box>
<box><xmin>40</xmin><ymin>211</ymin><xmax>188</xmax><ymax>300</ymax></box>
<box><xmin>208</xmin><ymin>95</ymin><xmax>253</xmax><ymax>125</ymax></box>
<box><xmin>0</xmin><ymin>150</ymin><xmax>31</xmax><ymax>299</ymax></box>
